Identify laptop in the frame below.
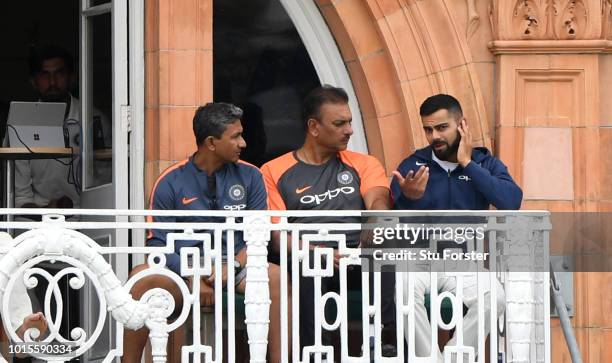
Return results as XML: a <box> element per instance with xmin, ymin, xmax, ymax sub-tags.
<box><xmin>5</xmin><ymin>102</ymin><xmax>67</xmax><ymax>148</ymax></box>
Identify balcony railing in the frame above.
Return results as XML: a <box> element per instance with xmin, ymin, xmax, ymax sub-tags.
<box><xmin>0</xmin><ymin>209</ymin><xmax>551</xmax><ymax>363</ymax></box>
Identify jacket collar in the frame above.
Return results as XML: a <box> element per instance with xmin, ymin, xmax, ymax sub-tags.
<box><xmin>413</xmin><ymin>145</ymin><xmax>491</xmax><ymax>164</ymax></box>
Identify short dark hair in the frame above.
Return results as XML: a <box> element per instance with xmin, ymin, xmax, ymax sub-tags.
<box><xmin>29</xmin><ymin>45</ymin><xmax>74</xmax><ymax>76</ymax></box>
<box><xmin>193</xmin><ymin>102</ymin><xmax>243</xmax><ymax>145</ymax></box>
<box><xmin>302</xmin><ymin>85</ymin><xmax>349</xmax><ymax>129</ymax></box>
<box><xmin>419</xmin><ymin>94</ymin><xmax>463</xmax><ymax>119</ymax></box>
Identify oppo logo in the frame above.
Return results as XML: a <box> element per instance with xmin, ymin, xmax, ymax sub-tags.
<box><xmin>299</xmin><ymin>186</ymin><xmax>355</xmax><ymax>205</ymax></box>
<box><xmin>224</xmin><ymin>204</ymin><xmax>246</xmax><ymax>210</ymax></box>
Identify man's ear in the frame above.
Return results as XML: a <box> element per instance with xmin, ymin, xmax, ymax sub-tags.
<box><xmin>204</xmin><ymin>136</ymin><xmax>216</xmax><ymax>151</ymax></box>
<box><xmin>307</xmin><ymin>118</ymin><xmax>319</xmax><ymax>137</ymax></box>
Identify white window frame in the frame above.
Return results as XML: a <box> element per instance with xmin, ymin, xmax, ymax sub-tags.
<box><xmin>279</xmin><ymin>0</ymin><xmax>368</xmax><ymax>153</ymax></box>
<box><xmin>128</xmin><ymin>0</ymin><xmax>146</xmax><ymax>257</ymax></box>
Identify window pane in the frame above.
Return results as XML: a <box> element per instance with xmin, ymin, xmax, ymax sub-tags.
<box><xmin>84</xmin><ymin>13</ymin><xmax>112</xmax><ymax>189</ymax></box>
<box><xmin>214</xmin><ymin>0</ymin><xmax>320</xmax><ymax>166</ymax></box>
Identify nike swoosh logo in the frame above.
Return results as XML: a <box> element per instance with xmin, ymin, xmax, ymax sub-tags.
<box><xmin>295</xmin><ymin>186</ymin><xmax>312</xmax><ymax>194</ymax></box>
<box><xmin>182</xmin><ymin>197</ymin><xmax>198</xmax><ymax>205</ymax></box>
<box><xmin>415</xmin><ymin>161</ymin><xmax>428</xmax><ymax>166</ymax></box>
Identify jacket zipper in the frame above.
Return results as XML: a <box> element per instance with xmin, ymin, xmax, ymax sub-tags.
<box><xmin>447</xmin><ymin>169</ymin><xmax>452</xmax><ymax>208</ymax></box>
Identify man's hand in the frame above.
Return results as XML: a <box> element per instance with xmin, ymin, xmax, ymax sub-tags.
<box><xmin>46</xmin><ymin>196</ymin><xmax>73</xmax><ymax>209</ymax></box>
<box><xmin>392</xmin><ymin>166</ymin><xmax>429</xmax><ymax>200</ymax></box>
<box><xmin>200</xmin><ymin>279</ymin><xmax>215</xmax><ymax>306</ymax></box>
<box><xmin>189</xmin><ymin>276</ymin><xmax>216</xmax><ymax>306</ymax></box>
<box><xmin>333</xmin><ymin>250</ymin><xmax>341</xmax><ymax>270</ymax></box>
<box><xmin>358</xmin><ymin>228</ymin><xmax>374</xmax><ymax>248</ymax></box>
<box><xmin>457</xmin><ymin>119</ymin><xmax>473</xmax><ymax>168</ymax></box>
<box><xmin>206</xmin><ymin>264</ymin><xmax>228</xmax><ymax>287</ymax></box>
<box><xmin>17</xmin><ymin>312</ymin><xmax>47</xmax><ymax>340</ymax></box>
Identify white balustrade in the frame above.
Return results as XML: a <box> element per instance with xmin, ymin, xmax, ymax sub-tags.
<box><xmin>0</xmin><ymin>210</ymin><xmax>550</xmax><ymax>363</ymax></box>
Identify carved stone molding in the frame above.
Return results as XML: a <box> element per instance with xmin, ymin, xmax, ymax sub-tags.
<box><xmin>604</xmin><ymin>0</ymin><xmax>612</xmax><ymax>39</ymax></box>
<box><xmin>491</xmin><ymin>0</ymin><xmax>607</xmax><ymax>40</ymax></box>
<box><xmin>489</xmin><ymin>39</ymin><xmax>612</xmax><ymax>53</ymax></box>
<box><xmin>554</xmin><ymin>0</ymin><xmax>588</xmax><ymax>39</ymax></box>
<box><xmin>467</xmin><ymin>0</ymin><xmax>481</xmax><ymax>39</ymax></box>
<box><xmin>513</xmin><ymin>0</ymin><xmax>545</xmax><ymax>38</ymax></box>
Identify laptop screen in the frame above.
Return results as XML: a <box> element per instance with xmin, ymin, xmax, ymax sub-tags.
<box><xmin>6</xmin><ymin>102</ymin><xmax>67</xmax><ymax>148</ymax></box>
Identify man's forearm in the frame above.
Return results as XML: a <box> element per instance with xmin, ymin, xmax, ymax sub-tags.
<box><xmin>364</xmin><ymin>186</ymin><xmax>392</xmax><ymax>211</ymax></box>
<box><xmin>369</xmin><ymin>197</ymin><xmax>391</xmax><ymax>210</ymax></box>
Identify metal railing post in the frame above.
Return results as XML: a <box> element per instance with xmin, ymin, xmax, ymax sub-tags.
<box><xmin>243</xmin><ymin>215</ymin><xmax>271</xmax><ymax>363</ymax></box>
<box><xmin>550</xmin><ymin>264</ymin><xmax>582</xmax><ymax>363</ymax></box>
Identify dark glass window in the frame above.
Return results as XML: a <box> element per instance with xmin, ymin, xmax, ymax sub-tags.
<box><xmin>214</xmin><ymin>0</ymin><xmax>320</xmax><ymax>166</ymax></box>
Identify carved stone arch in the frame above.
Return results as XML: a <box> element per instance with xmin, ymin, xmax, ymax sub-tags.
<box><xmin>315</xmin><ymin>0</ymin><xmax>492</xmax><ymax>172</ymax></box>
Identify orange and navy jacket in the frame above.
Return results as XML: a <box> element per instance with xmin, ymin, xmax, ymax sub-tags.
<box><xmin>260</xmin><ymin>150</ymin><xmax>389</xmax><ymax>246</ymax></box>
<box><xmin>147</xmin><ymin>157</ymin><xmax>267</xmax><ymax>273</ymax></box>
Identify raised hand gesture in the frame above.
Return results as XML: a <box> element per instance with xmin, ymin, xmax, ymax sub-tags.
<box><xmin>392</xmin><ymin>165</ymin><xmax>429</xmax><ymax>200</ymax></box>
<box><xmin>457</xmin><ymin>119</ymin><xmax>473</xmax><ymax>168</ymax></box>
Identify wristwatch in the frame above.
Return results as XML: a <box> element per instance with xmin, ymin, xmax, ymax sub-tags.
<box><xmin>234</xmin><ymin>260</ymin><xmax>243</xmax><ymax>274</ymax></box>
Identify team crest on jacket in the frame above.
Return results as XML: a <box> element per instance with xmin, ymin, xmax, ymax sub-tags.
<box><xmin>337</xmin><ymin>171</ymin><xmax>353</xmax><ymax>185</ymax></box>
<box><xmin>229</xmin><ymin>184</ymin><xmax>246</xmax><ymax>201</ymax></box>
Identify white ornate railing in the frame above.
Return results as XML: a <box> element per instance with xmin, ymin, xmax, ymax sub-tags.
<box><xmin>0</xmin><ymin>209</ymin><xmax>551</xmax><ymax>363</ymax></box>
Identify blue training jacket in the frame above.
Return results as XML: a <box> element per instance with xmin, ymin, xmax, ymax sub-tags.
<box><xmin>147</xmin><ymin>157</ymin><xmax>267</xmax><ymax>274</ymax></box>
<box><xmin>391</xmin><ymin>146</ymin><xmax>522</xmax><ymax>210</ymax></box>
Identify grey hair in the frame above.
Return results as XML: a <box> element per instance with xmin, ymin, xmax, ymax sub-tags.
<box><xmin>302</xmin><ymin>85</ymin><xmax>349</xmax><ymax>130</ymax></box>
<box><xmin>193</xmin><ymin>102</ymin><xmax>243</xmax><ymax>145</ymax></box>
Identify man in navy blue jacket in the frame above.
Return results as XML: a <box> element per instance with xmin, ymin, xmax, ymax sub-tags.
<box><xmin>391</xmin><ymin>94</ymin><xmax>522</xmax><ymax>362</ymax></box>
<box><xmin>123</xmin><ymin>103</ymin><xmax>286</xmax><ymax>363</ymax></box>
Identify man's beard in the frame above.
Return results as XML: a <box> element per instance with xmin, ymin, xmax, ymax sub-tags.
<box><xmin>432</xmin><ymin>132</ymin><xmax>461</xmax><ymax>161</ymax></box>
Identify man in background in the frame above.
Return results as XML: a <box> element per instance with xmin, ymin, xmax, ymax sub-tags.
<box><xmin>14</xmin><ymin>45</ymin><xmax>110</xmax><ymax>209</ymax></box>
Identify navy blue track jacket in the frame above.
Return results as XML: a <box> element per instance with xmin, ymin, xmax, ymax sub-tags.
<box><xmin>391</xmin><ymin>146</ymin><xmax>522</xmax><ymax>210</ymax></box>
<box><xmin>147</xmin><ymin>157</ymin><xmax>267</xmax><ymax>274</ymax></box>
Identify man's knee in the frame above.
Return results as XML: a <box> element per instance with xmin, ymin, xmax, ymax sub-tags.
<box><xmin>494</xmin><ymin>281</ymin><xmax>506</xmax><ymax>315</ymax></box>
<box><xmin>481</xmin><ymin>282</ymin><xmax>506</xmax><ymax>316</ymax></box>
<box><xmin>129</xmin><ymin>263</ymin><xmax>150</xmax><ymax>279</ymax></box>
<box><xmin>267</xmin><ymin>263</ymin><xmax>280</xmax><ymax>279</ymax></box>
<box><xmin>408</xmin><ymin>283</ymin><xmax>427</xmax><ymax>302</ymax></box>
<box><xmin>128</xmin><ymin>263</ymin><xmax>179</xmax><ymax>300</ymax></box>
<box><xmin>403</xmin><ymin>273</ymin><xmax>428</xmax><ymax>299</ymax></box>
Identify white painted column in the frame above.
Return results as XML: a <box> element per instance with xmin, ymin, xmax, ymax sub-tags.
<box><xmin>243</xmin><ymin>216</ymin><xmax>271</xmax><ymax>363</ymax></box>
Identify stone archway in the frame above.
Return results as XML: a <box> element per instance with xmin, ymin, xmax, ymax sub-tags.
<box><xmin>143</xmin><ymin>0</ymin><xmax>494</xmax><ymax>184</ymax></box>
<box><xmin>314</xmin><ymin>0</ymin><xmax>493</xmax><ymax>173</ymax></box>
